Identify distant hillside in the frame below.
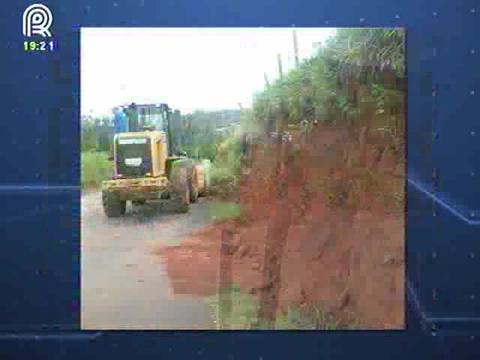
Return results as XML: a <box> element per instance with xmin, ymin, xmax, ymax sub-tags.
<box><xmin>182</xmin><ymin>109</ymin><xmax>240</xmax><ymax>129</ymax></box>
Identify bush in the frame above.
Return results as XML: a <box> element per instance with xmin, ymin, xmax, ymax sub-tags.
<box><xmin>81</xmin><ymin>151</ymin><xmax>113</xmax><ymax>189</ymax></box>
<box><xmin>208</xmin><ymin>132</ymin><xmax>241</xmax><ymax>197</ymax></box>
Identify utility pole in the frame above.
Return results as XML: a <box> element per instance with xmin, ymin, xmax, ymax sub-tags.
<box><xmin>292</xmin><ymin>29</ymin><xmax>299</xmax><ymax>66</ymax></box>
<box><xmin>277</xmin><ymin>53</ymin><xmax>283</xmax><ymax>79</ymax></box>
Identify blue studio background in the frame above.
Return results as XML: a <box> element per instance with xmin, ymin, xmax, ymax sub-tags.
<box><xmin>0</xmin><ymin>0</ymin><xmax>479</xmax><ymax>358</ymax></box>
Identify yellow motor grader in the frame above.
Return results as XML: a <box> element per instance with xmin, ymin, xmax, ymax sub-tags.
<box><xmin>102</xmin><ymin>103</ymin><xmax>209</xmax><ymax>217</ymax></box>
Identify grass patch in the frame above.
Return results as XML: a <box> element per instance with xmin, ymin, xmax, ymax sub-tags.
<box><xmin>275</xmin><ymin>304</ymin><xmax>350</xmax><ymax>330</ymax></box>
<box><xmin>81</xmin><ymin>151</ymin><xmax>113</xmax><ymax>190</ymax></box>
<box><xmin>207</xmin><ymin>284</ymin><xmax>260</xmax><ymax>330</ymax></box>
<box><xmin>206</xmin><ymin>284</ymin><xmax>353</xmax><ymax>330</ymax></box>
<box><xmin>207</xmin><ymin>202</ymin><xmax>242</xmax><ymax>222</ymax></box>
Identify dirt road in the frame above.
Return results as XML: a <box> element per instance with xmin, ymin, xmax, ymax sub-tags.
<box><xmin>81</xmin><ymin>191</ymin><xmax>217</xmax><ymax>329</ymax></box>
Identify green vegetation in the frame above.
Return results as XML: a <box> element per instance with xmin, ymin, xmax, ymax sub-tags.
<box><xmin>207</xmin><ymin>128</ymin><xmax>242</xmax><ymax>197</ymax></box>
<box><xmin>81</xmin><ymin>151</ymin><xmax>112</xmax><ymax>189</ymax></box>
<box><xmin>247</xmin><ymin>28</ymin><xmax>405</xmax><ymax>212</ymax></box>
<box><xmin>181</xmin><ymin>109</ymin><xmax>240</xmax><ymax>161</ymax></box>
<box><xmin>207</xmin><ymin>284</ymin><xmax>352</xmax><ymax>330</ymax></box>
<box><xmin>252</xmin><ymin>28</ymin><xmax>405</xmax><ymax>134</ymax></box>
<box><xmin>206</xmin><ymin>202</ymin><xmax>242</xmax><ymax>221</ymax></box>
<box><xmin>81</xmin><ymin>117</ymin><xmax>114</xmax><ymax>190</ymax></box>
<box><xmin>81</xmin><ymin>116</ymin><xmax>113</xmax><ymax>152</ymax></box>
<box><xmin>207</xmin><ymin>284</ymin><xmax>260</xmax><ymax>329</ymax></box>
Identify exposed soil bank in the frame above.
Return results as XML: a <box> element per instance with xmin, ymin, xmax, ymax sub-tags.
<box><xmin>157</xmin><ymin>123</ymin><xmax>405</xmax><ymax>329</ymax></box>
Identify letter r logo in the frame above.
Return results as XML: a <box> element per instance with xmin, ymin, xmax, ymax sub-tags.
<box><xmin>22</xmin><ymin>3</ymin><xmax>53</xmax><ymax>37</ymax></box>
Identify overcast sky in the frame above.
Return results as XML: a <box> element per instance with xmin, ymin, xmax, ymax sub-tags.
<box><xmin>81</xmin><ymin>28</ymin><xmax>336</xmax><ymax>117</ymax></box>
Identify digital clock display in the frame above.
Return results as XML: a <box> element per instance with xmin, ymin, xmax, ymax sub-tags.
<box><xmin>23</xmin><ymin>40</ymin><xmax>56</xmax><ymax>52</ymax></box>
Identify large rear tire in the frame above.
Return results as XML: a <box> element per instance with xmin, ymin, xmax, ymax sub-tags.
<box><xmin>198</xmin><ymin>161</ymin><xmax>210</xmax><ymax>197</ymax></box>
<box><xmin>170</xmin><ymin>166</ymin><xmax>190</xmax><ymax>213</ymax></box>
<box><xmin>102</xmin><ymin>191</ymin><xmax>126</xmax><ymax>218</ymax></box>
<box><xmin>189</xmin><ymin>167</ymin><xmax>200</xmax><ymax>203</ymax></box>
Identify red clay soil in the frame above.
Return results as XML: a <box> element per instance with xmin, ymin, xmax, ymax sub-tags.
<box><xmin>157</xmin><ymin>123</ymin><xmax>405</xmax><ymax>329</ymax></box>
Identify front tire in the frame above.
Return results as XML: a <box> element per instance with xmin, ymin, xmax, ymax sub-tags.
<box><xmin>102</xmin><ymin>191</ymin><xmax>126</xmax><ymax>218</ymax></box>
<box><xmin>198</xmin><ymin>162</ymin><xmax>210</xmax><ymax>197</ymax></box>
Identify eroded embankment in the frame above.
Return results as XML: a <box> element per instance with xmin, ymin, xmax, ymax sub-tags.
<box><xmin>157</xmin><ymin>123</ymin><xmax>405</xmax><ymax>329</ymax></box>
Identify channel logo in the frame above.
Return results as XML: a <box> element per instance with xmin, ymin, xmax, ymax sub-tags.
<box><xmin>22</xmin><ymin>3</ymin><xmax>53</xmax><ymax>37</ymax></box>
